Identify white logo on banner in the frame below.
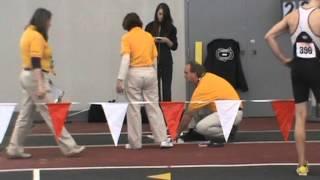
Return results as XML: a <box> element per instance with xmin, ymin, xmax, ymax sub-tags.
<box><xmin>215</xmin><ymin>100</ymin><xmax>241</xmax><ymax>142</ymax></box>
<box><xmin>0</xmin><ymin>104</ymin><xmax>16</xmax><ymax>144</ymax></box>
<box><xmin>101</xmin><ymin>103</ymin><xmax>128</xmax><ymax>146</ymax></box>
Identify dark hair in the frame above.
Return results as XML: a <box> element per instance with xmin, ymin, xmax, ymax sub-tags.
<box><xmin>122</xmin><ymin>13</ymin><xmax>143</xmax><ymax>31</ymax></box>
<box><xmin>29</xmin><ymin>8</ymin><xmax>52</xmax><ymax>41</ymax></box>
<box><xmin>151</xmin><ymin>3</ymin><xmax>173</xmax><ymax>36</ymax></box>
<box><xmin>187</xmin><ymin>62</ymin><xmax>206</xmax><ymax>78</ymax></box>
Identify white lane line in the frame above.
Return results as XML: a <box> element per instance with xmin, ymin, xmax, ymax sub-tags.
<box><xmin>33</xmin><ymin>169</ymin><xmax>40</xmax><ymax>180</ymax></box>
<box><xmin>1</xmin><ymin>163</ymin><xmax>320</xmax><ymax>173</ymax></box>
<box><xmin>230</xmin><ymin>140</ymin><xmax>320</xmax><ymax>144</ymax></box>
<box><xmin>22</xmin><ymin>140</ymin><xmax>320</xmax><ymax>149</ymax></box>
<box><xmin>238</xmin><ymin>129</ymin><xmax>320</xmax><ymax>133</ymax></box>
<box><xmin>28</xmin><ymin>129</ymin><xmax>320</xmax><ymax>137</ymax></box>
<box><xmin>29</xmin><ymin>132</ymin><xmax>151</xmax><ymax>136</ymax></box>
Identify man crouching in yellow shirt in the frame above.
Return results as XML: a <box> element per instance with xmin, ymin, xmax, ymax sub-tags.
<box><xmin>176</xmin><ymin>62</ymin><xmax>243</xmax><ymax>147</ymax></box>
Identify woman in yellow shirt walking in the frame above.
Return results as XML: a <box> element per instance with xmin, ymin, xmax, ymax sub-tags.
<box><xmin>6</xmin><ymin>8</ymin><xmax>84</xmax><ymax>159</ymax></box>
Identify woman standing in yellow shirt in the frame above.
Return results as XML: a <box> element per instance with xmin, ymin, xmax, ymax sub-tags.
<box><xmin>6</xmin><ymin>8</ymin><xmax>84</xmax><ymax>159</ymax></box>
<box><xmin>116</xmin><ymin>13</ymin><xmax>173</xmax><ymax>149</ymax></box>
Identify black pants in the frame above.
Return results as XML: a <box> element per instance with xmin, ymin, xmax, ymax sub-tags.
<box><xmin>158</xmin><ymin>63</ymin><xmax>173</xmax><ymax>101</ymax></box>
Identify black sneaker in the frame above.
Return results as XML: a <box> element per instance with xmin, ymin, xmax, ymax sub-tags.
<box><xmin>207</xmin><ymin>141</ymin><xmax>224</xmax><ymax>148</ymax></box>
<box><xmin>180</xmin><ymin>129</ymin><xmax>206</xmax><ymax>142</ymax></box>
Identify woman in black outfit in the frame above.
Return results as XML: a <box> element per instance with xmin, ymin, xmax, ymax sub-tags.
<box><xmin>146</xmin><ymin>3</ymin><xmax>178</xmax><ymax>101</ymax></box>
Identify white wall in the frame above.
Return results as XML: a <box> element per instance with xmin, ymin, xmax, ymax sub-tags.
<box><xmin>0</xmin><ymin>0</ymin><xmax>186</xmax><ymax>110</ymax></box>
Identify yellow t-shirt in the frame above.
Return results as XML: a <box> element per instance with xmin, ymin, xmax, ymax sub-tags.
<box><xmin>188</xmin><ymin>73</ymin><xmax>240</xmax><ymax>112</ymax></box>
<box><xmin>20</xmin><ymin>25</ymin><xmax>53</xmax><ymax>72</ymax></box>
<box><xmin>120</xmin><ymin>27</ymin><xmax>158</xmax><ymax>67</ymax></box>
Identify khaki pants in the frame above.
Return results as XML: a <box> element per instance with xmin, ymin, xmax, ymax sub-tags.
<box><xmin>126</xmin><ymin>67</ymin><xmax>168</xmax><ymax>148</ymax></box>
<box><xmin>7</xmin><ymin>70</ymin><xmax>79</xmax><ymax>155</ymax></box>
<box><xmin>195</xmin><ymin>110</ymin><xmax>243</xmax><ymax>139</ymax></box>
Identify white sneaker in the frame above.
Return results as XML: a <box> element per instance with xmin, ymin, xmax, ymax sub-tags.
<box><xmin>125</xmin><ymin>144</ymin><xmax>132</xmax><ymax>149</ymax></box>
<box><xmin>160</xmin><ymin>138</ymin><xmax>174</xmax><ymax>148</ymax></box>
<box><xmin>6</xmin><ymin>151</ymin><xmax>32</xmax><ymax>159</ymax></box>
<box><xmin>125</xmin><ymin>144</ymin><xmax>142</xmax><ymax>150</ymax></box>
<box><xmin>65</xmin><ymin>146</ymin><xmax>85</xmax><ymax>157</ymax></box>
<box><xmin>177</xmin><ymin>138</ymin><xmax>185</xmax><ymax>144</ymax></box>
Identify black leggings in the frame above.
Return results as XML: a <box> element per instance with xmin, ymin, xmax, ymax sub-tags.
<box><xmin>158</xmin><ymin>64</ymin><xmax>173</xmax><ymax>101</ymax></box>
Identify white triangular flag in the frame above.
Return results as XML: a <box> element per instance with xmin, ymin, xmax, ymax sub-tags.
<box><xmin>215</xmin><ymin>100</ymin><xmax>241</xmax><ymax>142</ymax></box>
<box><xmin>0</xmin><ymin>103</ymin><xmax>16</xmax><ymax>144</ymax></box>
<box><xmin>101</xmin><ymin>103</ymin><xmax>128</xmax><ymax>146</ymax></box>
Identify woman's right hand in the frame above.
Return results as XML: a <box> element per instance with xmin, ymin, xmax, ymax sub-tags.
<box><xmin>36</xmin><ymin>83</ymin><xmax>47</xmax><ymax>98</ymax></box>
<box><xmin>116</xmin><ymin>80</ymin><xmax>125</xmax><ymax>94</ymax></box>
<box><xmin>155</xmin><ymin>37</ymin><xmax>170</xmax><ymax>43</ymax></box>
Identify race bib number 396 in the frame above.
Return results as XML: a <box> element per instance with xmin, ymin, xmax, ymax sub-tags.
<box><xmin>296</xmin><ymin>42</ymin><xmax>316</xmax><ymax>58</ymax></box>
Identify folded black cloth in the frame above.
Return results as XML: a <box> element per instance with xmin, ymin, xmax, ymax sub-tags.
<box><xmin>180</xmin><ymin>129</ymin><xmax>206</xmax><ymax>142</ymax></box>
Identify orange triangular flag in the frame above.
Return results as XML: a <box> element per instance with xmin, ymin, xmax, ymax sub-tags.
<box><xmin>271</xmin><ymin>100</ymin><xmax>295</xmax><ymax>141</ymax></box>
<box><xmin>160</xmin><ymin>102</ymin><xmax>185</xmax><ymax>139</ymax></box>
<box><xmin>48</xmin><ymin>103</ymin><xmax>71</xmax><ymax>139</ymax></box>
